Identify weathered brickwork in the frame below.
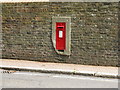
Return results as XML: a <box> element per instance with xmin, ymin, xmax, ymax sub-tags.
<box><xmin>2</xmin><ymin>2</ymin><xmax>119</xmax><ymax>66</ymax></box>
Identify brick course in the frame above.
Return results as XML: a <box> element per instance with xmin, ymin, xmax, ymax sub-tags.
<box><xmin>2</xmin><ymin>2</ymin><xmax>119</xmax><ymax>66</ymax></box>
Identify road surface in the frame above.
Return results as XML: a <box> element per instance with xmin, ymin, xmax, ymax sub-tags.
<box><xmin>0</xmin><ymin>69</ymin><xmax>119</xmax><ymax>88</ymax></box>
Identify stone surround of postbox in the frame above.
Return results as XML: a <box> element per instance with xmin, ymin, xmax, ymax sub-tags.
<box><xmin>52</xmin><ymin>17</ymin><xmax>71</xmax><ymax>55</ymax></box>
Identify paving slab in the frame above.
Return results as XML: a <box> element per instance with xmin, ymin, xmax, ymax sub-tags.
<box><xmin>0</xmin><ymin>59</ymin><xmax>119</xmax><ymax>78</ymax></box>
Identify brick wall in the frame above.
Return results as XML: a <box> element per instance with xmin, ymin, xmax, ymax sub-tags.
<box><xmin>2</xmin><ymin>2</ymin><xmax>119</xmax><ymax>66</ymax></box>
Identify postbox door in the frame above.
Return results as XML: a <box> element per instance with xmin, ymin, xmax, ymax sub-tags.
<box><xmin>56</xmin><ymin>22</ymin><xmax>66</xmax><ymax>50</ymax></box>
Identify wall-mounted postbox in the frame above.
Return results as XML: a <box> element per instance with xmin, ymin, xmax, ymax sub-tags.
<box><xmin>56</xmin><ymin>22</ymin><xmax>66</xmax><ymax>50</ymax></box>
<box><xmin>52</xmin><ymin>17</ymin><xmax>71</xmax><ymax>55</ymax></box>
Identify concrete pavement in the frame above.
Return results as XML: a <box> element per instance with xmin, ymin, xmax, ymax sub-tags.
<box><xmin>0</xmin><ymin>59</ymin><xmax>119</xmax><ymax>78</ymax></box>
<box><xmin>1</xmin><ymin>71</ymin><xmax>118</xmax><ymax>88</ymax></box>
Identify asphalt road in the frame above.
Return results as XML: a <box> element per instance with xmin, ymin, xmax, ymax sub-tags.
<box><xmin>0</xmin><ymin>69</ymin><xmax>119</xmax><ymax>88</ymax></box>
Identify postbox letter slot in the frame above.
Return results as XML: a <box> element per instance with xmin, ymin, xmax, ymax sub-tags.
<box><xmin>58</xmin><ymin>26</ymin><xmax>64</xmax><ymax>28</ymax></box>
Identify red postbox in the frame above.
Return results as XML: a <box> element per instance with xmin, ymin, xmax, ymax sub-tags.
<box><xmin>56</xmin><ymin>22</ymin><xmax>66</xmax><ymax>50</ymax></box>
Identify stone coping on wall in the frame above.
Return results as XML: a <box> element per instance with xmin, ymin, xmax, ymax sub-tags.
<box><xmin>1</xmin><ymin>0</ymin><xmax>120</xmax><ymax>3</ymax></box>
